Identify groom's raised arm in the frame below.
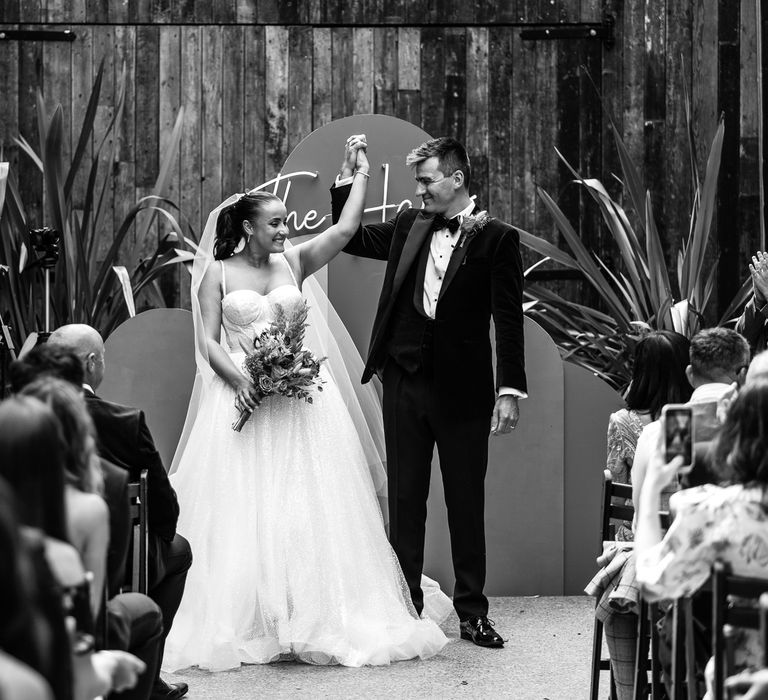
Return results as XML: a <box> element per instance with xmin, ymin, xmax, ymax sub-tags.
<box><xmin>331</xmin><ymin>182</ymin><xmax>395</xmax><ymax>261</ymax></box>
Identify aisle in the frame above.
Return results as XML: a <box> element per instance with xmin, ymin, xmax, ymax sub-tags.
<box><xmin>163</xmin><ymin>596</ymin><xmax>594</xmax><ymax>699</ymax></box>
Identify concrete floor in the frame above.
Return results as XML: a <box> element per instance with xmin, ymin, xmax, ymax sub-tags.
<box><xmin>163</xmin><ymin>595</ymin><xmax>600</xmax><ymax>700</ymax></box>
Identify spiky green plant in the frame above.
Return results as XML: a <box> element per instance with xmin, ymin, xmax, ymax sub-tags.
<box><xmin>0</xmin><ymin>59</ymin><xmax>195</xmax><ymax>355</ymax></box>
<box><xmin>521</xmin><ymin>113</ymin><xmax>751</xmax><ymax>390</ymax></box>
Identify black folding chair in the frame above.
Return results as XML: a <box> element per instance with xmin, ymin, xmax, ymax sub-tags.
<box><xmin>123</xmin><ymin>469</ymin><xmax>149</xmax><ymax>594</ymax></box>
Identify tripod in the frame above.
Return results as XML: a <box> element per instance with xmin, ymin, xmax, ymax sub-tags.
<box><xmin>29</xmin><ymin>227</ymin><xmax>61</xmax><ymax>344</ymax></box>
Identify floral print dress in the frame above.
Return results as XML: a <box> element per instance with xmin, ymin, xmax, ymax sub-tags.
<box><xmin>606</xmin><ymin>409</ymin><xmax>647</xmax><ymax>541</ymax></box>
<box><xmin>636</xmin><ymin>484</ymin><xmax>768</xmax><ymax>673</ymax></box>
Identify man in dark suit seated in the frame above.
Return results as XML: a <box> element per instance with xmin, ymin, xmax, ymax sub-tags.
<box><xmin>43</xmin><ymin>326</ymin><xmax>191</xmax><ymax>700</ymax></box>
<box><xmin>8</xmin><ymin>345</ymin><xmax>165</xmax><ymax>700</ymax></box>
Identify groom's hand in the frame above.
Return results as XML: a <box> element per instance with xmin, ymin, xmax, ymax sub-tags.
<box><xmin>491</xmin><ymin>395</ymin><xmax>519</xmax><ymax>435</ymax></box>
<box><xmin>340</xmin><ymin>134</ymin><xmax>367</xmax><ymax>179</ymax></box>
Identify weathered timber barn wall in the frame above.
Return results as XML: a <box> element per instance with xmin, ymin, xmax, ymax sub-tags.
<box><xmin>0</xmin><ymin>1</ymin><xmax>763</xmax><ymax>315</ymax></box>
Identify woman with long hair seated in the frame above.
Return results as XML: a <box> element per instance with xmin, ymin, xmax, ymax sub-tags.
<box><xmin>0</xmin><ymin>395</ymin><xmax>145</xmax><ymax>699</ymax></box>
<box><xmin>606</xmin><ymin>330</ymin><xmax>691</xmax><ymax>541</ymax></box>
<box><xmin>636</xmin><ymin>377</ymin><xmax>768</xmax><ymax>698</ymax></box>
<box><xmin>19</xmin><ymin>377</ymin><xmax>108</xmax><ymax>619</ymax></box>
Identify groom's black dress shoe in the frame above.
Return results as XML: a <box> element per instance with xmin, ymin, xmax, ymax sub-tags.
<box><xmin>459</xmin><ymin>616</ymin><xmax>504</xmax><ymax>648</ymax></box>
<box><xmin>150</xmin><ymin>679</ymin><xmax>188</xmax><ymax>700</ymax></box>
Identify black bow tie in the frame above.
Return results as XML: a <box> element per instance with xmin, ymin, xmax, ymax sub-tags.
<box><xmin>431</xmin><ymin>215</ymin><xmax>460</xmax><ymax>234</ymax></box>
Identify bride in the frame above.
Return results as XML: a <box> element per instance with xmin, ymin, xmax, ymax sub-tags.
<box><xmin>163</xmin><ymin>137</ymin><xmax>449</xmax><ymax>672</ymax></box>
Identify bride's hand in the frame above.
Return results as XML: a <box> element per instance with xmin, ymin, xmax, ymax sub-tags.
<box><xmin>234</xmin><ymin>379</ymin><xmax>260</xmax><ymax>413</ymax></box>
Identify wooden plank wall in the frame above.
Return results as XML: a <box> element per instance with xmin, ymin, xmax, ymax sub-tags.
<box><xmin>0</xmin><ymin>0</ymin><xmax>762</xmax><ymax>316</ymax></box>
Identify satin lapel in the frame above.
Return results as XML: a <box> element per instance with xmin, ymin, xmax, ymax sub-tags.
<box><xmin>438</xmin><ymin>234</ymin><xmax>473</xmax><ymax>303</ymax></box>
<box><xmin>390</xmin><ymin>213</ymin><xmax>434</xmax><ymax>298</ymax></box>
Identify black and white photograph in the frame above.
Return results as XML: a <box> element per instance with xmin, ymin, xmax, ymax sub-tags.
<box><xmin>1</xmin><ymin>2</ymin><xmax>767</xmax><ymax>698</ymax></box>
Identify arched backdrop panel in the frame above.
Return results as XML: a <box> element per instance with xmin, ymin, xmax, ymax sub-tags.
<box><xmin>99</xmin><ymin>308</ymin><xmax>196</xmax><ymax>469</ymax></box>
<box><xmin>562</xmin><ymin>363</ymin><xmax>624</xmax><ymax>594</ymax></box>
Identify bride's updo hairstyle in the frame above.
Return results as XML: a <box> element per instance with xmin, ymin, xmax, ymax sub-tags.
<box><xmin>214</xmin><ymin>191</ymin><xmax>282</xmax><ymax>260</ymax></box>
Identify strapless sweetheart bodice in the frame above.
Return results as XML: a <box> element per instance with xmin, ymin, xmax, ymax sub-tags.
<box><xmin>221</xmin><ymin>284</ymin><xmax>304</xmax><ymax>350</ymax></box>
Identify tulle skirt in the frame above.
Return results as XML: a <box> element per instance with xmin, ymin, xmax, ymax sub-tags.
<box><xmin>163</xmin><ymin>359</ymin><xmax>449</xmax><ymax>671</ymax></box>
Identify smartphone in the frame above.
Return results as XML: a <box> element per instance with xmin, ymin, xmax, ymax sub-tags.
<box><xmin>661</xmin><ymin>404</ymin><xmax>694</xmax><ymax>474</ymax></box>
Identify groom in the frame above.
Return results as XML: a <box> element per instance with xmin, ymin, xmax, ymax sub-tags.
<box><xmin>331</xmin><ymin>136</ymin><xmax>526</xmax><ymax>647</ymax></box>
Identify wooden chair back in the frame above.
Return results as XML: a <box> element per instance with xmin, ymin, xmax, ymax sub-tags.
<box><xmin>712</xmin><ymin>561</ymin><xmax>768</xmax><ymax>700</ymax></box>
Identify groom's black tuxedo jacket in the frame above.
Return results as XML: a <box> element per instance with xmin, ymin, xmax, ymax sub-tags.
<box><xmin>332</xmin><ymin>184</ymin><xmax>526</xmax><ymax>415</ymax></box>
<box><xmin>84</xmin><ymin>390</ymin><xmax>180</xmax><ymax>543</ymax></box>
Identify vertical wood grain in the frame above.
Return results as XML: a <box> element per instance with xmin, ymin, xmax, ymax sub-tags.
<box><xmin>265</xmin><ymin>25</ymin><xmax>288</xmax><ymax>180</ymax></box>
<box><xmin>331</xmin><ymin>27</ymin><xmax>352</xmax><ymax>119</ymax></box>
<box><xmin>644</xmin><ymin>0</ymin><xmax>667</xmax><ymax>243</ymax></box>
<box><xmin>70</xmin><ymin>25</ymin><xmax>92</xmax><ymax>211</ymax></box>
<box><xmin>92</xmin><ymin>24</ymin><xmax>116</xmax><ymax>262</ymax></box>
<box><xmin>374</xmin><ymin>27</ymin><xmax>397</xmax><ymax>116</ymax></box>
<box><xmin>179</xmin><ymin>24</ymin><xmax>201</xmax><ymax>234</ymax></box>
<box><xmin>352</xmin><ymin>27</ymin><xmax>374</xmax><ymax>115</ymax></box>
<box><xmin>201</xmin><ymin>25</ymin><xmax>222</xmax><ymax>219</ymax></box>
<box><xmin>17</xmin><ymin>32</ymin><xmax>42</xmax><ymax>226</ymax></box>
<box><xmin>159</xmin><ymin>23</ymin><xmax>181</xmax><ymax>246</ymax></box>
<box><xmin>420</xmin><ymin>27</ymin><xmax>445</xmax><ymax>139</ymax></box>
<box><xmin>113</xmin><ymin>24</ymin><xmax>135</xmax><ymax>258</ymax></box>
<box><xmin>487</xmin><ymin>27</ymin><xmax>512</xmax><ymax>219</ymax></box>
<box><xmin>221</xmin><ymin>24</ymin><xmax>244</xmax><ymax>195</ymax></box>
<box><xmin>444</xmin><ymin>28</ymin><xmax>466</xmax><ymax>144</ymax></box>
<box><xmin>396</xmin><ymin>27</ymin><xmax>420</xmax><ymax>127</ymax></box>
<box><xmin>312</xmin><ymin>27</ymin><xmax>332</xmax><ymax>129</ymax></box>
<box><xmin>243</xmin><ymin>25</ymin><xmax>265</xmax><ymax>189</ymax></box>
<box><xmin>466</xmin><ymin>27</ymin><xmax>489</xmax><ymax>206</ymax></box>
<box><xmin>0</xmin><ymin>33</ymin><xmax>19</xmax><ymax>174</ymax></box>
<box><xmin>665</xmin><ymin>0</ymin><xmax>693</xmax><ymax>246</ymax></box>
<box><xmin>739</xmin><ymin>0</ymin><xmax>761</xmax><ymax>262</ymax></box>
<box><xmin>288</xmin><ymin>25</ymin><xmax>312</xmax><ymax>151</ymax></box>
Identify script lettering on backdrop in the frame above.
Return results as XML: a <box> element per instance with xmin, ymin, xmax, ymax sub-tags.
<box><xmin>249</xmin><ymin>165</ymin><xmax>414</xmax><ymax>236</ymax></box>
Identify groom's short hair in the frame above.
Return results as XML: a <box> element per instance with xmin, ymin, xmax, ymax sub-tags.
<box><xmin>406</xmin><ymin>137</ymin><xmax>471</xmax><ymax>190</ymax></box>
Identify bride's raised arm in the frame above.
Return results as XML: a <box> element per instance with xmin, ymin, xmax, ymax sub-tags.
<box><xmin>290</xmin><ymin>136</ymin><xmax>369</xmax><ymax>283</ymax></box>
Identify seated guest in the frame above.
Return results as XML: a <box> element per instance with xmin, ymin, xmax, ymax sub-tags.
<box><xmin>606</xmin><ymin>330</ymin><xmax>691</xmax><ymax>538</ymax></box>
<box><xmin>631</xmin><ymin>327</ymin><xmax>750</xmax><ymax>511</ymax></box>
<box><xmin>20</xmin><ymin>376</ymin><xmax>163</xmax><ymax>700</ymax></box>
<box><xmin>636</xmin><ymin>378</ymin><xmax>768</xmax><ymax>699</ymax></box>
<box><xmin>8</xmin><ymin>344</ymin><xmax>131</xmax><ymax>598</ymax></box>
<box><xmin>47</xmin><ymin>325</ymin><xmax>190</xmax><ymax>700</ymax></box>
<box><xmin>20</xmin><ymin>377</ymin><xmax>108</xmax><ymax>617</ymax></box>
<box><xmin>736</xmin><ymin>250</ymin><xmax>768</xmax><ymax>353</ymax></box>
<box><xmin>599</xmin><ymin>331</ymin><xmax>691</xmax><ymax>700</ymax></box>
<box><xmin>0</xmin><ymin>397</ymin><xmax>146</xmax><ymax>699</ymax></box>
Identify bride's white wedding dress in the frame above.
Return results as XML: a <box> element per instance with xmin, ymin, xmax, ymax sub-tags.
<box><xmin>163</xmin><ymin>260</ymin><xmax>449</xmax><ymax>672</ymax></box>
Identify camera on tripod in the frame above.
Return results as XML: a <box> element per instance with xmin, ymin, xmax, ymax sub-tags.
<box><xmin>29</xmin><ymin>227</ymin><xmax>61</xmax><ymax>270</ymax></box>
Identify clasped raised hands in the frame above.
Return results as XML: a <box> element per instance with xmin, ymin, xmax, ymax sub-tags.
<box><xmin>749</xmin><ymin>251</ymin><xmax>768</xmax><ymax>304</ymax></box>
<box><xmin>340</xmin><ymin>134</ymin><xmax>368</xmax><ymax>179</ymax></box>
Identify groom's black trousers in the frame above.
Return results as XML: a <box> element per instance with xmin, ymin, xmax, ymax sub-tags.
<box><xmin>382</xmin><ymin>360</ymin><xmax>490</xmax><ymax>621</ymax></box>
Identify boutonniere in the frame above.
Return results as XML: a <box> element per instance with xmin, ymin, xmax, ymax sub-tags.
<box><xmin>457</xmin><ymin>211</ymin><xmax>491</xmax><ymax>248</ymax></box>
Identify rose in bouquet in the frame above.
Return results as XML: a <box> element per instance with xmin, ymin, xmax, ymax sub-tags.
<box><xmin>232</xmin><ymin>300</ymin><xmax>325</xmax><ymax>431</ymax></box>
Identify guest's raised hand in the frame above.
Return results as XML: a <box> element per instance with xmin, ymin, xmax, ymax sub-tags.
<box><xmin>749</xmin><ymin>250</ymin><xmax>768</xmax><ymax>303</ymax></box>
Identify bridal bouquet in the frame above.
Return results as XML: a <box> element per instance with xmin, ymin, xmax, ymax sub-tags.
<box><xmin>232</xmin><ymin>300</ymin><xmax>325</xmax><ymax>431</ymax></box>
